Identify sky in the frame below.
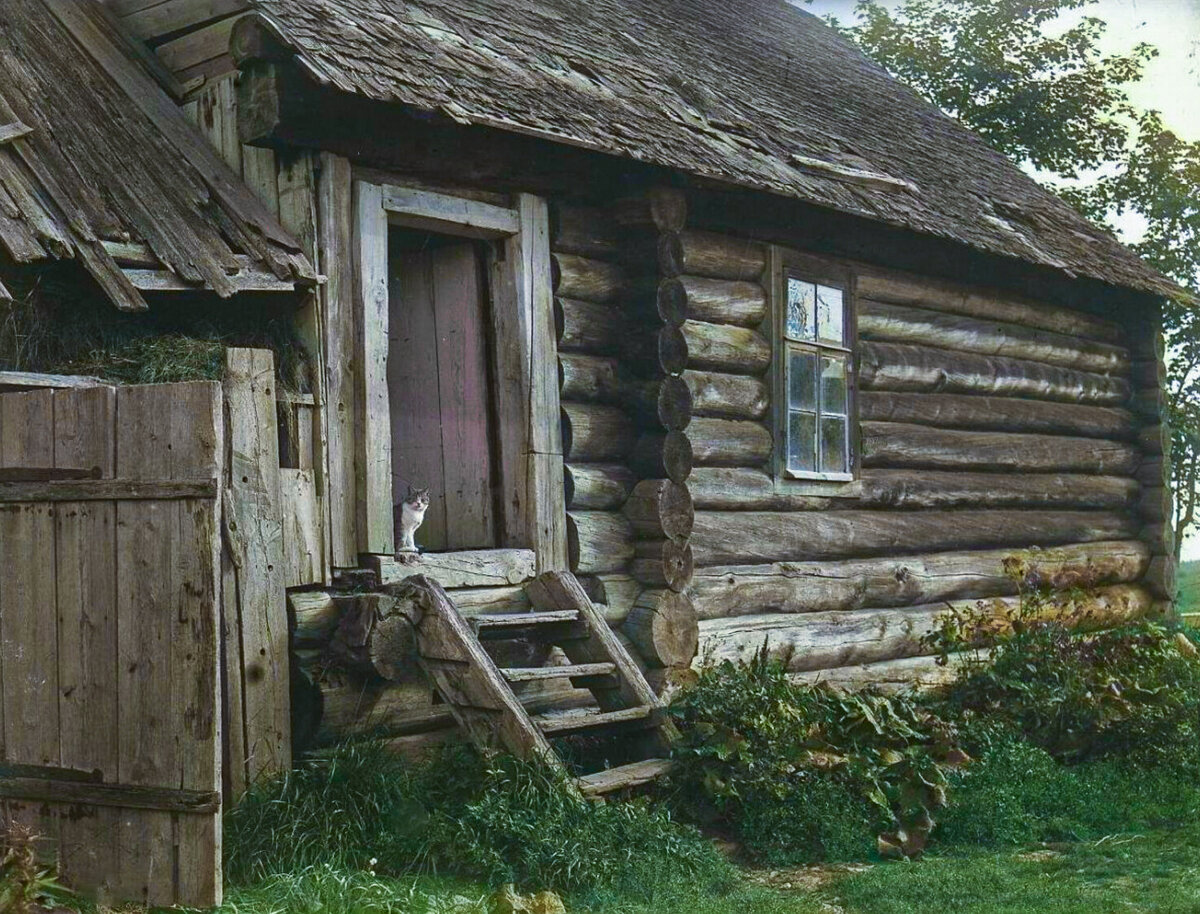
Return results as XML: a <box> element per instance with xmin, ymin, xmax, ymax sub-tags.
<box><xmin>800</xmin><ymin>0</ymin><xmax>1200</xmax><ymax>559</ymax></box>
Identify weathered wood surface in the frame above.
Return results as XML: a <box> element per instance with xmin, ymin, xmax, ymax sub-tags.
<box><xmin>280</xmin><ymin>468</ymin><xmax>323</xmax><ymax>587</ymax></box>
<box><xmin>860</xmin><ymin>341</ymin><xmax>1131</xmax><ymax>404</ymax></box>
<box><xmin>858</xmin><ymin>391</ymin><xmax>1135</xmax><ymax>439</ymax></box>
<box><xmin>628</xmin><ymin>376</ymin><xmax>693</xmax><ymax>431</ymax></box>
<box><xmin>556</xmin><ymin>297</ymin><xmax>623</xmax><ymax>353</ymax></box>
<box><xmin>290</xmin><ymin>589</ymin><xmax>344</xmax><ymax>645</ymax></box>
<box><xmin>551</xmin><ymin>203</ymin><xmax>623</xmax><ymax>259</ymax></box>
<box><xmin>564</xmin><ymin>462</ymin><xmax>637</xmax><ymax>510</ymax></box>
<box><xmin>860</xmin><ymin>422</ymin><xmax>1140</xmax><ymax>474</ymax></box>
<box><xmin>631</xmin><ymin>539</ymin><xmax>695</xmax><ymax>592</ymax></box>
<box><xmin>681</xmin><ymin>320</ymin><xmax>772</xmax><ymax>374</ymax></box>
<box><xmin>561</xmin><ymin>403</ymin><xmax>637</xmax><ymax>461</ymax></box>
<box><xmin>659</xmin><ymin>230</ymin><xmax>767</xmax><ymax>281</ymax></box>
<box><xmin>224</xmin><ymin>351</ymin><xmax>291</xmax><ymax>787</ymax></box>
<box><xmin>367</xmin><ymin>548</ymin><xmax>537</xmax><ymax>588</ymax></box>
<box><xmin>691</xmin><ymin>509</ymin><xmax>1136</xmax><ymax>565</ymax></box>
<box><xmin>664</xmin><ymin>275</ymin><xmax>767</xmax><ymax>326</ymax></box>
<box><xmin>559</xmin><ymin>353</ymin><xmax>625</xmax><ymax>403</ymax></box>
<box><xmin>856</xmin><ymin>271</ymin><xmax>1122</xmax><ymax>343</ymax></box>
<box><xmin>790</xmin><ymin>653</ymin><xmax>984</xmax><ymax>694</ymax></box>
<box><xmin>568</xmin><ymin>510</ymin><xmax>636</xmax><ymax>574</ymax></box>
<box><xmin>688</xmin><ymin>417</ymin><xmax>773</xmax><ymax>467</ymax></box>
<box><xmin>612</xmin><ymin>187</ymin><xmax>688</xmax><ymax>232</ymax></box>
<box><xmin>579</xmin><ymin>573</ymin><xmax>642</xmax><ymax>623</ymax></box>
<box><xmin>623</xmin><ymin>589</ymin><xmax>699</xmax><ymax>668</ymax></box>
<box><xmin>699</xmin><ymin>584</ymin><xmax>1153</xmax><ymax>672</ymax></box>
<box><xmin>690</xmin><ymin>540</ymin><xmax>1150</xmax><ymax>620</ymax></box>
<box><xmin>623</xmin><ymin>479</ymin><xmax>694</xmax><ymax>540</ymax></box>
<box><xmin>684</xmin><ymin>370</ymin><xmax>769</xmax><ymax>420</ymax></box>
<box><xmin>551</xmin><ymin>252</ymin><xmax>625</xmax><ymax>302</ymax></box>
<box><xmin>858</xmin><ymin>300</ymin><xmax>1129</xmax><ymax>373</ymax></box>
<box><xmin>630</xmin><ymin>431</ymin><xmax>693</xmax><ymax>484</ymax></box>
<box><xmin>687</xmin><ymin>467</ymin><xmax>833</xmax><ymax>511</ymax></box>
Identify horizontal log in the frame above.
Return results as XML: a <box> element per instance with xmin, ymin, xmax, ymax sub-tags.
<box><xmin>698</xmin><ymin>585</ymin><xmax>1152</xmax><ymax>672</ymax></box>
<box><xmin>631</xmin><ymin>539</ymin><xmax>694</xmax><ymax>592</ymax></box>
<box><xmin>567</xmin><ymin>510</ymin><xmax>636</xmax><ymax>574</ymax></box>
<box><xmin>630</xmin><ymin>431</ymin><xmax>693</xmax><ymax>484</ymax></box>
<box><xmin>790</xmin><ymin>653</ymin><xmax>984</xmax><ymax>694</ymax></box>
<box><xmin>861</xmin><ymin>422</ymin><xmax>1140</xmax><ymax>474</ymax></box>
<box><xmin>1139</xmin><ymin>424</ymin><xmax>1165</xmax><ymax>456</ymax></box>
<box><xmin>684</xmin><ymin>369</ymin><xmax>769</xmax><ymax>420</ymax></box>
<box><xmin>671</xmin><ymin>275</ymin><xmax>767</xmax><ymax>326</ymax></box>
<box><xmin>690</xmin><ymin>539</ymin><xmax>1150</xmax><ymax>620</ymax></box>
<box><xmin>559</xmin><ymin>353</ymin><xmax>624</xmax><ymax>403</ymax></box>
<box><xmin>365</xmin><ymin>549</ymin><xmax>537</xmax><ymax>588</ymax></box>
<box><xmin>628</xmin><ymin>326</ymin><xmax>689</xmax><ymax>376</ymax></box>
<box><xmin>612</xmin><ymin>187</ymin><xmax>688</xmax><ymax>232</ymax></box>
<box><xmin>561</xmin><ymin>403</ymin><xmax>636</xmax><ymax>461</ymax></box>
<box><xmin>691</xmin><ymin>509</ymin><xmax>1137</xmax><ymax>565</ymax></box>
<box><xmin>858</xmin><ymin>300</ymin><xmax>1129</xmax><ymax>373</ymax></box>
<box><xmin>290</xmin><ymin>590</ymin><xmax>345</xmax><ymax>645</ymax></box>
<box><xmin>551</xmin><ymin>252</ymin><xmax>625</xmax><ymax>303</ymax></box>
<box><xmin>623</xmin><ymin>589</ymin><xmax>699</xmax><ymax>667</ymax></box>
<box><xmin>551</xmin><ymin>204</ymin><xmax>623</xmax><ymax>258</ymax></box>
<box><xmin>687</xmin><ymin>417</ymin><xmax>772</xmax><ymax>467</ymax></box>
<box><xmin>858</xmin><ymin>469</ymin><xmax>1139</xmax><ymax>509</ymax></box>
<box><xmin>623</xmin><ymin>479</ymin><xmax>694</xmax><ymax>540</ymax></box>
<box><xmin>577</xmin><ymin>573</ymin><xmax>642</xmax><ymax>623</ymax></box>
<box><xmin>859</xmin><ymin>391</ymin><xmax>1135</xmax><ymax>439</ymax></box>
<box><xmin>682</xmin><ymin>320</ymin><xmax>771</xmax><ymax>374</ymax></box>
<box><xmin>687</xmin><ymin>467</ymin><xmax>833</xmax><ymax>511</ymax></box>
<box><xmin>564</xmin><ymin>462</ymin><xmax>636</xmax><ymax>510</ymax></box>
<box><xmin>659</xmin><ymin>230</ymin><xmax>767</xmax><ymax>281</ymax></box>
<box><xmin>628</xmin><ymin>376</ymin><xmax>692</xmax><ymax>431</ymax></box>
<box><xmin>856</xmin><ymin>271</ymin><xmax>1122</xmax><ymax>344</ymax></box>
<box><xmin>555</xmin><ymin>297</ymin><xmax>623</xmax><ymax>354</ymax></box>
<box><xmin>860</xmin><ymin>341</ymin><xmax>1131</xmax><ymax>404</ymax></box>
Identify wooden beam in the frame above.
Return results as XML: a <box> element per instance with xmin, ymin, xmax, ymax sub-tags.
<box><xmin>124</xmin><ymin>259</ymin><xmax>298</xmax><ymax>292</ymax></box>
<box><xmin>364</xmin><ymin>548</ymin><xmax>537</xmax><ymax>589</ymax></box>
<box><xmin>381</xmin><ymin>185</ymin><xmax>519</xmax><ymax>238</ymax></box>
<box><xmin>0</xmin><ymin>776</ymin><xmax>219</xmax><ymax>813</ymax></box>
<box><xmin>0</xmin><ymin>371</ymin><xmax>102</xmax><ymax>391</ymax></box>
<box><xmin>0</xmin><ymin>478</ymin><xmax>217</xmax><ymax>502</ymax></box>
<box><xmin>0</xmin><ymin>121</ymin><xmax>33</xmax><ymax>145</ymax></box>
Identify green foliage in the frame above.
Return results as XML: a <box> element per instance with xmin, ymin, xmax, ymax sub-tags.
<box><xmin>924</xmin><ymin>587</ymin><xmax>1200</xmax><ymax>767</ymax></box>
<box><xmin>225</xmin><ymin>741</ymin><xmax>733</xmax><ymax>908</ymax></box>
<box><xmin>0</xmin><ymin>823</ymin><xmax>78</xmax><ymax>914</ymax></box>
<box><xmin>667</xmin><ymin>652</ymin><xmax>967</xmax><ymax>862</ymax></box>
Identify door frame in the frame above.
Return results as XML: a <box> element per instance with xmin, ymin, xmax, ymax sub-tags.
<box><xmin>353</xmin><ymin>182</ymin><xmax>567</xmax><ymax>571</ymax></box>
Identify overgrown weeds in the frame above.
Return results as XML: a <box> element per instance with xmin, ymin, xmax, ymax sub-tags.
<box><xmin>0</xmin><ymin>821</ymin><xmax>77</xmax><ymax>914</ymax></box>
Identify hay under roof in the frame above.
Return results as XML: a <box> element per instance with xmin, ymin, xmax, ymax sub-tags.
<box><xmin>0</xmin><ymin>0</ymin><xmax>316</xmax><ymax>311</ymax></box>
<box><xmin>246</xmin><ymin>0</ymin><xmax>1176</xmax><ymax>299</ymax></box>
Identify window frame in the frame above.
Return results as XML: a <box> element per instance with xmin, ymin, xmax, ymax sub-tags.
<box><xmin>767</xmin><ymin>246</ymin><xmax>861</xmax><ymax>494</ymax></box>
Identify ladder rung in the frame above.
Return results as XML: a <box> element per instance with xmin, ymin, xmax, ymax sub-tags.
<box><xmin>473</xmin><ymin>610</ymin><xmax>581</xmax><ymax>628</ymax></box>
<box><xmin>502</xmin><ymin>662</ymin><xmax>616</xmax><ymax>683</ymax></box>
<box><xmin>531</xmin><ymin>705</ymin><xmax>652</xmax><ymax>735</ymax></box>
<box><xmin>577</xmin><ymin>758</ymin><xmax>675</xmax><ymax>796</ymax></box>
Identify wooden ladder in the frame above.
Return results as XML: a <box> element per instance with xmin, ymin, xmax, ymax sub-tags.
<box><xmin>400</xmin><ymin>570</ymin><xmax>676</xmax><ymax>796</ymax></box>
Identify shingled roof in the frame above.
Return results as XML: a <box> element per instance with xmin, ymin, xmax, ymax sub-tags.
<box><xmin>244</xmin><ymin>0</ymin><xmax>1176</xmax><ymax>299</ymax></box>
<box><xmin>0</xmin><ymin>0</ymin><xmax>316</xmax><ymax>311</ymax></box>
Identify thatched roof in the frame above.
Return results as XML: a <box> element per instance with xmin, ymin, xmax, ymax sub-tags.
<box><xmin>246</xmin><ymin>0</ymin><xmax>1177</xmax><ymax>298</ymax></box>
<box><xmin>0</xmin><ymin>0</ymin><xmax>316</xmax><ymax>311</ymax></box>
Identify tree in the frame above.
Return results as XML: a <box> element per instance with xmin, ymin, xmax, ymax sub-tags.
<box><xmin>841</xmin><ymin>0</ymin><xmax>1200</xmax><ymax>566</ymax></box>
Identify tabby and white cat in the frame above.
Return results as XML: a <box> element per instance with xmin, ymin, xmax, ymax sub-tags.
<box><xmin>396</xmin><ymin>485</ymin><xmax>430</xmax><ymax>553</ymax></box>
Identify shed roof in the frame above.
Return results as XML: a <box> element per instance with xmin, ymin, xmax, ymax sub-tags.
<box><xmin>0</xmin><ymin>0</ymin><xmax>316</xmax><ymax>311</ymax></box>
<box><xmin>247</xmin><ymin>0</ymin><xmax>1177</xmax><ymax>299</ymax></box>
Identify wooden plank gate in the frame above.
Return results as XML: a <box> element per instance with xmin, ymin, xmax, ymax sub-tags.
<box><xmin>0</xmin><ymin>382</ymin><xmax>225</xmax><ymax>907</ymax></box>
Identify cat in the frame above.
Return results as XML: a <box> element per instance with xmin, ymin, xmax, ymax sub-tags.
<box><xmin>396</xmin><ymin>485</ymin><xmax>430</xmax><ymax>553</ymax></box>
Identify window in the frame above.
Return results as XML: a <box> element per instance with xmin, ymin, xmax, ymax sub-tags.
<box><xmin>772</xmin><ymin>250</ymin><xmax>857</xmax><ymax>484</ymax></box>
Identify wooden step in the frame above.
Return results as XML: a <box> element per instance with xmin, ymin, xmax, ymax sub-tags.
<box><xmin>502</xmin><ymin>662</ymin><xmax>616</xmax><ymax>683</ymax></box>
<box><xmin>473</xmin><ymin>610</ymin><xmax>580</xmax><ymax>629</ymax></box>
<box><xmin>577</xmin><ymin>758</ymin><xmax>675</xmax><ymax>796</ymax></box>
<box><xmin>531</xmin><ymin>705</ymin><xmax>652</xmax><ymax>735</ymax></box>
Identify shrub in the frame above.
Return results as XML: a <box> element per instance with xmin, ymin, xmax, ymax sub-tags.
<box><xmin>667</xmin><ymin>651</ymin><xmax>968</xmax><ymax>862</ymax></box>
<box><xmin>926</xmin><ymin>587</ymin><xmax>1200</xmax><ymax>769</ymax></box>
<box><xmin>225</xmin><ymin>742</ymin><xmax>733</xmax><ymax>907</ymax></box>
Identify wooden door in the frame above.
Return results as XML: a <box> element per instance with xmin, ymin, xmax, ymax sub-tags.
<box><xmin>389</xmin><ymin>235</ymin><xmax>498</xmax><ymax>551</ymax></box>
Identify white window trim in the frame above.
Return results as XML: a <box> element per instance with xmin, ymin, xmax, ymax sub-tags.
<box><xmin>766</xmin><ymin>245</ymin><xmax>862</xmax><ymax>498</ymax></box>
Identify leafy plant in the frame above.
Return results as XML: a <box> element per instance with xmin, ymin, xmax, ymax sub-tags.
<box><xmin>0</xmin><ymin>822</ymin><xmax>77</xmax><ymax>914</ymax></box>
<box><xmin>667</xmin><ymin>650</ymin><xmax>968</xmax><ymax>861</ymax></box>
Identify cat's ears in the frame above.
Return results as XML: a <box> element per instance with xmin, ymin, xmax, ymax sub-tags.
<box><xmin>407</xmin><ymin>484</ymin><xmax>430</xmax><ymax>497</ymax></box>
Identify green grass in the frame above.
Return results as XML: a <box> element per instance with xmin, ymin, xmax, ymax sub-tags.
<box><xmin>1176</xmin><ymin>560</ymin><xmax>1200</xmax><ymax>619</ymax></box>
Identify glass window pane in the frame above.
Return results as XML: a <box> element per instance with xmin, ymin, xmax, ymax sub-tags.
<box><xmin>789</xmin><ymin>348</ymin><xmax>817</xmax><ymax>411</ymax></box>
<box><xmin>820</xmin><ymin>416</ymin><xmax>848</xmax><ymax>474</ymax></box>
<box><xmin>786</xmin><ymin>278</ymin><xmax>816</xmax><ymax>341</ymax></box>
<box><xmin>820</xmin><ymin>355</ymin><xmax>848</xmax><ymax>416</ymax></box>
<box><xmin>789</xmin><ymin>411</ymin><xmax>817</xmax><ymax>473</ymax></box>
<box><xmin>816</xmin><ymin>285</ymin><xmax>844</xmax><ymax>343</ymax></box>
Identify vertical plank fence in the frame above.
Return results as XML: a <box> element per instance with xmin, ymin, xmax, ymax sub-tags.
<box><xmin>0</xmin><ymin>382</ymin><xmax>224</xmax><ymax>907</ymax></box>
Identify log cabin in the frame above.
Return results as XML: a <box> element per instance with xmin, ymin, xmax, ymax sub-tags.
<box><xmin>0</xmin><ymin>0</ymin><xmax>1187</xmax><ymax>901</ymax></box>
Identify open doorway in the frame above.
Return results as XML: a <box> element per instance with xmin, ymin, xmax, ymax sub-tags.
<box><xmin>388</xmin><ymin>227</ymin><xmax>499</xmax><ymax>551</ymax></box>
